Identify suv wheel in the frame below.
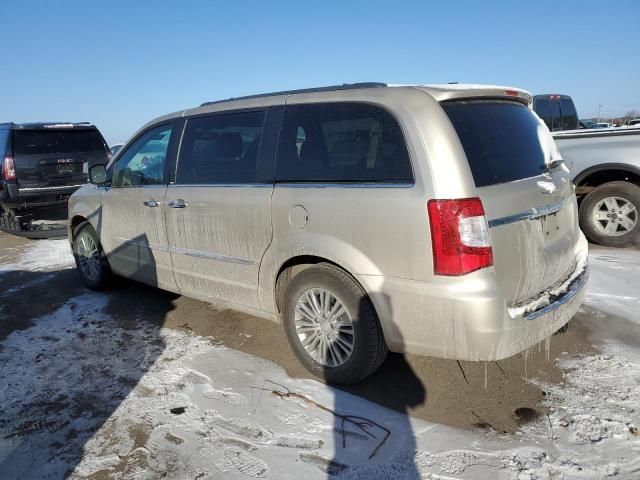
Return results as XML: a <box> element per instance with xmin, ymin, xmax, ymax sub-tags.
<box><xmin>73</xmin><ymin>223</ymin><xmax>111</xmax><ymax>289</ymax></box>
<box><xmin>0</xmin><ymin>205</ymin><xmax>19</xmax><ymax>230</ymax></box>
<box><xmin>579</xmin><ymin>181</ymin><xmax>640</xmax><ymax>247</ymax></box>
<box><xmin>281</xmin><ymin>264</ymin><xmax>387</xmax><ymax>384</ymax></box>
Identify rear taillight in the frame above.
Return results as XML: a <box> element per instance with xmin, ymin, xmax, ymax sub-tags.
<box><xmin>427</xmin><ymin>197</ymin><xmax>493</xmax><ymax>276</ymax></box>
<box><xmin>2</xmin><ymin>155</ymin><xmax>16</xmax><ymax>180</ymax></box>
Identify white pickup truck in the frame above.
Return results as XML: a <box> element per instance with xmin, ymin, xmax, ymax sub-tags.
<box><xmin>532</xmin><ymin>94</ymin><xmax>640</xmax><ymax>247</ymax></box>
<box><xmin>554</xmin><ymin>127</ymin><xmax>640</xmax><ymax>247</ymax></box>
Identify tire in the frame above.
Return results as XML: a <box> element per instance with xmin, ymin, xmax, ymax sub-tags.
<box><xmin>579</xmin><ymin>181</ymin><xmax>640</xmax><ymax>247</ymax></box>
<box><xmin>281</xmin><ymin>264</ymin><xmax>387</xmax><ymax>385</ymax></box>
<box><xmin>72</xmin><ymin>223</ymin><xmax>111</xmax><ymax>290</ymax></box>
<box><xmin>0</xmin><ymin>206</ymin><xmax>20</xmax><ymax>230</ymax></box>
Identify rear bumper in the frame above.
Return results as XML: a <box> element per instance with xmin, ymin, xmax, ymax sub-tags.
<box><xmin>0</xmin><ymin>183</ymin><xmax>84</xmax><ymax>209</ymax></box>
<box><xmin>358</xmin><ymin>234</ymin><xmax>589</xmax><ymax>361</ymax></box>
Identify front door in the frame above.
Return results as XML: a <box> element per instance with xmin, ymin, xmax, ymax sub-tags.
<box><xmin>100</xmin><ymin>122</ymin><xmax>177</xmax><ymax>290</ymax></box>
<box><xmin>165</xmin><ymin>108</ymin><xmax>280</xmax><ymax>308</ymax></box>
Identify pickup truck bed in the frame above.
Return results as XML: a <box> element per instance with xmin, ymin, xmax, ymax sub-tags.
<box><xmin>553</xmin><ymin>126</ymin><xmax>640</xmax><ymax>247</ymax></box>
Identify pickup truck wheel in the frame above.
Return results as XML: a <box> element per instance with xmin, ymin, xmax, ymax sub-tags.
<box><xmin>73</xmin><ymin>224</ymin><xmax>111</xmax><ymax>289</ymax></box>
<box><xmin>579</xmin><ymin>181</ymin><xmax>640</xmax><ymax>247</ymax></box>
<box><xmin>281</xmin><ymin>264</ymin><xmax>387</xmax><ymax>385</ymax></box>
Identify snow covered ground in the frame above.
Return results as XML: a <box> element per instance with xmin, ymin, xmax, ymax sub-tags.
<box><xmin>0</xmin><ymin>240</ymin><xmax>639</xmax><ymax>479</ymax></box>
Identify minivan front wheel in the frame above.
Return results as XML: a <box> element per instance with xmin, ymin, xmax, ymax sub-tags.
<box><xmin>73</xmin><ymin>224</ymin><xmax>111</xmax><ymax>289</ymax></box>
<box><xmin>579</xmin><ymin>181</ymin><xmax>640</xmax><ymax>247</ymax></box>
<box><xmin>281</xmin><ymin>264</ymin><xmax>387</xmax><ymax>384</ymax></box>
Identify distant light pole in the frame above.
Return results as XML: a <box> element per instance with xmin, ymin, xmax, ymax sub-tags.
<box><xmin>597</xmin><ymin>105</ymin><xmax>603</xmax><ymax>123</ymax></box>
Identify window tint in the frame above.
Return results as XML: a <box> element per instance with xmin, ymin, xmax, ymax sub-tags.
<box><xmin>443</xmin><ymin>101</ymin><xmax>548</xmax><ymax>187</ymax></box>
<box><xmin>534</xmin><ymin>99</ymin><xmax>552</xmax><ymax>130</ymax></box>
<box><xmin>275</xmin><ymin>103</ymin><xmax>412</xmax><ymax>183</ymax></box>
<box><xmin>12</xmin><ymin>129</ymin><xmax>106</xmax><ymax>156</ymax></box>
<box><xmin>0</xmin><ymin>129</ymin><xmax>9</xmax><ymax>156</ymax></box>
<box><xmin>176</xmin><ymin>111</ymin><xmax>267</xmax><ymax>184</ymax></box>
<box><xmin>550</xmin><ymin>101</ymin><xmax>562</xmax><ymax>131</ymax></box>
<box><xmin>112</xmin><ymin>124</ymin><xmax>172</xmax><ymax>187</ymax></box>
<box><xmin>560</xmin><ymin>98</ymin><xmax>578</xmax><ymax>130</ymax></box>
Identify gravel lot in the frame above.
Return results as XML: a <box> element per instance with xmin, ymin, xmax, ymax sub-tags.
<box><xmin>0</xmin><ymin>230</ymin><xmax>638</xmax><ymax>479</ymax></box>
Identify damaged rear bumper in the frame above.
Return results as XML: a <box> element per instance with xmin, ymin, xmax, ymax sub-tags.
<box><xmin>358</xmin><ymin>234</ymin><xmax>589</xmax><ymax>362</ymax></box>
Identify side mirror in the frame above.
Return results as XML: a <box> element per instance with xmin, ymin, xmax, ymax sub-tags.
<box><xmin>89</xmin><ymin>164</ymin><xmax>108</xmax><ymax>185</ymax></box>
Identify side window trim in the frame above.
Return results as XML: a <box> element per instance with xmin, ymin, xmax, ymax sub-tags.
<box><xmin>110</xmin><ymin>121</ymin><xmax>177</xmax><ymax>188</ymax></box>
<box><xmin>167</xmin><ymin>118</ymin><xmax>185</xmax><ymax>184</ymax></box>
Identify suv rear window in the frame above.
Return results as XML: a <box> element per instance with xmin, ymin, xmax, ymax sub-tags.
<box><xmin>275</xmin><ymin>102</ymin><xmax>412</xmax><ymax>183</ymax></box>
<box><xmin>13</xmin><ymin>129</ymin><xmax>106</xmax><ymax>156</ymax></box>
<box><xmin>0</xmin><ymin>129</ymin><xmax>9</xmax><ymax>156</ymax></box>
<box><xmin>443</xmin><ymin>101</ymin><xmax>547</xmax><ymax>187</ymax></box>
<box><xmin>560</xmin><ymin>98</ymin><xmax>578</xmax><ymax>130</ymax></box>
<box><xmin>533</xmin><ymin>98</ymin><xmax>552</xmax><ymax>129</ymax></box>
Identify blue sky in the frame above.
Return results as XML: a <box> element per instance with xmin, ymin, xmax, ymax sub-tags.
<box><xmin>2</xmin><ymin>0</ymin><xmax>638</xmax><ymax>144</ymax></box>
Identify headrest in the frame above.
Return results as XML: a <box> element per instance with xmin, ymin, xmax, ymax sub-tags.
<box><xmin>215</xmin><ymin>132</ymin><xmax>243</xmax><ymax>158</ymax></box>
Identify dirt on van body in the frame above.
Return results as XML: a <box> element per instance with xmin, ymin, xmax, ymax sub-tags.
<box><xmin>0</xmin><ymin>229</ymin><xmax>598</xmax><ymax>435</ymax></box>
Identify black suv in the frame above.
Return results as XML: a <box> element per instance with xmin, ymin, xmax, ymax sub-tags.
<box><xmin>0</xmin><ymin>122</ymin><xmax>109</xmax><ymax>217</ymax></box>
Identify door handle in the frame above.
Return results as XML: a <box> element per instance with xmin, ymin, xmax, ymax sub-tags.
<box><xmin>167</xmin><ymin>199</ymin><xmax>188</xmax><ymax>209</ymax></box>
<box><xmin>143</xmin><ymin>199</ymin><xmax>161</xmax><ymax>207</ymax></box>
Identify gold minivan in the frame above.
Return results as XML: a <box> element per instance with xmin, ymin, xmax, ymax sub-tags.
<box><xmin>69</xmin><ymin>83</ymin><xmax>588</xmax><ymax>384</ymax></box>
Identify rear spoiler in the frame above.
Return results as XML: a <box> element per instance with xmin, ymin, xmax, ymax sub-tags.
<box><xmin>416</xmin><ymin>85</ymin><xmax>532</xmax><ymax>106</ymax></box>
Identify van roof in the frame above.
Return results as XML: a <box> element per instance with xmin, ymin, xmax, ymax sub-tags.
<box><xmin>199</xmin><ymin>82</ymin><xmax>532</xmax><ymax>108</ymax></box>
<box><xmin>137</xmin><ymin>82</ymin><xmax>533</xmax><ymax>138</ymax></box>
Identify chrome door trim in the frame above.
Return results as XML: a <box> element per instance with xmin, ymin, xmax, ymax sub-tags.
<box><xmin>488</xmin><ymin>196</ymin><xmax>574</xmax><ymax>228</ymax></box>
<box><xmin>172</xmin><ymin>246</ymin><xmax>255</xmax><ymax>265</ymax></box>
<box><xmin>115</xmin><ymin>237</ymin><xmax>254</xmax><ymax>265</ymax></box>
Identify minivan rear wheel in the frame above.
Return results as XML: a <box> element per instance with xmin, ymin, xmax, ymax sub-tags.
<box><xmin>281</xmin><ymin>264</ymin><xmax>387</xmax><ymax>384</ymax></box>
<box><xmin>73</xmin><ymin>223</ymin><xmax>111</xmax><ymax>290</ymax></box>
<box><xmin>579</xmin><ymin>181</ymin><xmax>640</xmax><ymax>247</ymax></box>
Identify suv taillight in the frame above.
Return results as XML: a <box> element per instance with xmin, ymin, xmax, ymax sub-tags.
<box><xmin>2</xmin><ymin>155</ymin><xmax>16</xmax><ymax>180</ymax></box>
<box><xmin>427</xmin><ymin>198</ymin><xmax>493</xmax><ymax>276</ymax></box>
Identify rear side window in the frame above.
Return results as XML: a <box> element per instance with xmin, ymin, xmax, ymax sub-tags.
<box><xmin>177</xmin><ymin>111</ymin><xmax>267</xmax><ymax>184</ymax></box>
<box><xmin>560</xmin><ymin>98</ymin><xmax>578</xmax><ymax>130</ymax></box>
<box><xmin>275</xmin><ymin>102</ymin><xmax>412</xmax><ymax>183</ymax></box>
<box><xmin>443</xmin><ymin>101</ymin><xmax>548</xmax><ymax>188</ymax></box>
<box><xmin>12</xmin><ymin>129</ymin><xmax>106</xmax><ymax>156</ymax></box>
<box><xmin>550</xmin><ymin>101</ymin><xmax>562</xmax><ymax>131</ymax></box>
<box><xmin>533</xmin><ymin>99</ymin><xmax>552</xmax><ymax>130</ymax></box>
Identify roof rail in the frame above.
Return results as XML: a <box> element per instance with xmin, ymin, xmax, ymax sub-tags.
<box><xmin>200</xmin><ymin>82</ymin><xmax>388</xmax><ymax>107</ymax></box>
<box><xmin>6</xmin><ymin>122</ymin><xmax>95</xmax><ymax>129</ymax></box>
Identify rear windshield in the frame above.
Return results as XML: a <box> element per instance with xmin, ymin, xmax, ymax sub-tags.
<box><xmin>560</xmin><ymin>98</ymin><xmax>578</xmax><ymax>130</ymax></box>
<box><xmin>13</xmin><ymin>129</ymin><xmax>106</xmax><ymax>156</ymax></box>
<box><xmin>443</xmin><ymin>101</ymin><xmax>548</xmax><ymax>187</ymax></box>
<box><xmin>0</xmin><ymin>129</ymin><xmax>9</xmax><ymax>156</ymax></box>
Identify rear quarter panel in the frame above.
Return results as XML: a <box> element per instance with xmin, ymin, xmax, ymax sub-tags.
<box><xmin>259</xmin><ymin>88</ymin><xmax>455</xmax><ymax>314</ymax></box>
